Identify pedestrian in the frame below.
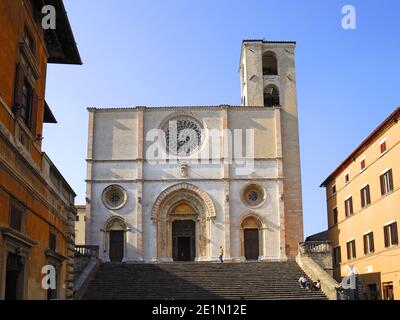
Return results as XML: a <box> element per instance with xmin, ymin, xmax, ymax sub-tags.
<box><xmin>298</xmin><ymin>276</ymin><xmax>306</xmax><ymax>289</ymax></box>
<box><xmin>219</xmin><ymin>246</ymin><xmax>224</xmax><ymax>263</ymax></box>
<box><xmin>312</xmin><ymin>280</ymin><xmax>321</xmax><ymax>291</ymax></box>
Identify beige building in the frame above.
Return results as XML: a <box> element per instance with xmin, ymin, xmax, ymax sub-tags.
<box><xmin>75</xmin><ymin>206</ymin><xmax>86</xmax><ymax>245</ymax></box>
<box><xmin>321</xmin><ymin>107</ymin><xmax>400</xmax><ymax>300</ymax></box>
<box><xmin>84</xmin><ymin>40</ymin><xmax>304</xmax><ymax>263</ymax></box>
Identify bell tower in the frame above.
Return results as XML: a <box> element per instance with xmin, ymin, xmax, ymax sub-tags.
<box><xmin>239</xmin><ymin>40</ymin><xmax>304</xmax><ymax>257</ymax></box>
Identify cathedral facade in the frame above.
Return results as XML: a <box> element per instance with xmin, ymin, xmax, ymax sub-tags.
<box><xmin>85</xmin><ymin>40</ymin><xmax>303</xmax><ymax>263</ymax></box>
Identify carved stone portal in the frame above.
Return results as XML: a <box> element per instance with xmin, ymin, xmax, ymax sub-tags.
<box><xmin>151</xmin><ymin>183</ymin><xmax>216</xmax><ymax>261</ymax></box>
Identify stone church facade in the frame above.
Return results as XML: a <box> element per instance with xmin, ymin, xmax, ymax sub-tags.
<box><xmin>85</xmin><ymin>40</ymin><xmax>303</xmax><ymax>263</ymax></box>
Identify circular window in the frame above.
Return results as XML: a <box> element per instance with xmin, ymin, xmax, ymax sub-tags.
<box><xmin>102</xmin><ymin>185</ymin><xmax>127</xmax><ymax>210</ymax></box>
<box><xmin>163</xmin><ymin>116</ymin><xmax>203</xmax><ymax>156</ymax></box>
<box><xmin>242</xmin><ymin>184</ymin><xmax>266</xmax><ymax>208</ymax></box>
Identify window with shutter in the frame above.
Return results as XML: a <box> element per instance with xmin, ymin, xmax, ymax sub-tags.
<box><xmin>363</xmin><ymin>235</ymin><xmax>368</xmax><ymax>254</ymax></box>
<box><xmin>360</xmin><ymin>159</ymin><xmax>366</xmax><ymax>171</ymax></box>
<box><xmin>381</xmin><ymin>170</ymin><xmax>394</xmax><ymax>195</ymax></box>
<box><xmin>333</xmin><ymin>207</ymin><xmax>338</xmax><ymax>225</ymax></box>
<box><xmin>345</xmin><ymin>197</ymin><xmax>353</xmax><ymax>217</ymax></box>
<box><xmin>49</xmin><ymin>232</ymin><xmax>57</xmax><ymax>252</ymax></box>
<box><xmin>13</xmin><ymin>64</ymin><xmax>25</xmax><ymax>112</ymax></box>
<box><xmin>380</xmin><ymin>141</ymin><xmax>387</xmax><ymax>154</ymax></box>
<box><xmin>333</xmin><ymin>246</ymin><xmax>341</xmax><ymax>265</ymax></box>
<box><xmin>388</xmin><ymin>169</ymin><xmax>394</xmax><ymax>192</ymax></box>
<box><xmin>347</xmin><ymin>240</ymin><xmax>356</xmax><ymax>259</ymax></box>
<box><xmin>370</xmin><ymin>233</ymin><xmax>375</xmax><ymax>252</ymax></box>
<box><xmin>10</xmin><ymin>203</ymin><xmax>24</xmax><ymax>233</ymax></box>
<box><xmin>380</xmin><ymin>175</ymin><xmax>385</xmax><ymax>195</ymax></box>
<box><xmin>384</xmin><ymin>225</ymin><xmax>390</xmax><ymax>247</ymax></box>
<box><xmin>347</xmin><ymin>242</ymin><xmax>351</xmax><ymax>260</ymax></box>
<box><xmin>361</xmin><ymin>185</ymin><xmax>371</xmax><ymax>208</ymax></box>
<box><xmin>364</xmin><ymin>232</ymin><xmax>374</xmax><ymax>254</ymax></box>
<box><xmin>30</xmin><ymin>91</ymin><xmax>38</xmax><ymax>135</ymax></box>
<box><xmin>361</xmin><ymin>189</ymin><xmax>365</xmax><ymax>208</ymax></box>
<box><xmin>391</xmin><ymin>222</ymin><xmax>398</xmax><ymax>246</ymax></box>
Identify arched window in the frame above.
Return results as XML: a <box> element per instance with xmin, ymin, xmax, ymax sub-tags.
<box><xmin>264</xmin><ymin>85</ymin><xmax>280</xmax><ymax>107</ymax></box>
<box><xmin>262</xmin><ymin>52</ymin><xmax>278</xmax><ymax>76</ymax></box>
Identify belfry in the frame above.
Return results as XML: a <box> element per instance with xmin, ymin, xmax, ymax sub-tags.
<box><xmin>85</xmin><ymin>40</ymin><xmax>303</xmax><ymax>262</ymax></box>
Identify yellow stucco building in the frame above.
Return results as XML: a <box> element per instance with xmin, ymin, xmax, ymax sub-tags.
<box><xmin>321</xmin><ymin>107</ymin><xmax>400</xmax><ymax>300</ymax></box>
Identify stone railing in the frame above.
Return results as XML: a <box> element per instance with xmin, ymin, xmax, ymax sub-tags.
<box><xmin>297</xmin><ymin>241</ymin><xmax>339</xmax><ymax>300</ymax></box>
<box><xmin>73</xmin><ymin>245</ymin><xmax>100</xmax><ymax>300</ymax></box>
<box><xmin>74</xmin><ymin>245</ymin><xmax>99</xmax><ymax>258</ymax></box>
<box><xmin>298</xmin><ymin>241</ymin><xmax>333</xmax><ymax>275</ymax></box>
<box><xmin>299</xmin><ymin>241</ymin><xmax>332</xmax><ymax>256</ymax></box>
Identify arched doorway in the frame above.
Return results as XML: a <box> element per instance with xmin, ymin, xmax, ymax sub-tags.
<box><xmin>240</xmin><ymin>215</ymin><xmax>263</xmax><ymax>261</ymax></box>
<box><xmin>104</xmin><ymin>217</ymin><xmax>127</xmax><ymax>262</ymax></box>
<box><xmin>151</xmin><ymin>183</ymin><xmax>216</xmax><ymax>262</ymax></box>
<box><xmin>172</xmin><ymin>219</ymin><xmax>196</xmax><ymax>261</ymax></box>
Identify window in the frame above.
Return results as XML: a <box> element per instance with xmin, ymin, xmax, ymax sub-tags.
<box><xmin>360</xmin><ymin>158</ymin><xmax>366</xmax><ymax>171</ymax></box>
<box><xmin>383</xmin><ymin>282</ymin><xmax>394</xmax><ymax>300</ymax></box>
<box><xmin>263</xmin><ymin>85</ymin><xmax>280</xmax><ymax>107</ymax></box>
<box><xmin>24</xmin><ymin>27</ymin><xmax>35</xmax><ymax>56</ymax></box>
<box><xmin>21</xmin><ymin>80</ymin><xmax>32</xmax><ymax>125</ymax></box>
<box><xmin>380</xmin><ymin>140</ymin><xmax>387</xmax><ymax>154</ymax></box>
<box><xmin>76</xmin><ymin>215</ymin><xmax>80</xmax><ymax>222</ymax></box>
<box><xmin>384</xmin><ymin>222</ymin><xmax>398</xmax><ymax>247</ymax></box>
<box><xmin>344</xmin><ymin>197</ymin><xmax>353</xmax><ymax>217</ymax></box>
<box><xmin>262</xmin><ymin>52</ymin><xmax>278</xmax><ymax>76</ymax></box>
<box><xmin>332</xmin><ymin>207</ymin><xmax>338</xmax><ymax>225</ymax></box>
<box><xmin>360</xmin><ymin>185</ymin><xmax>371</xmax><ymax>208</ymax></box>
<box><xmin>333</xmin><ymin>246</ymin><xmax>341</xmax><ymax>265</ymax></box>
<box><xmin>10</xmin><ymin>202</ymin><xmax>24</xmax><ymax>232</ymax></box>
<box><xmin>332</xmin><ymin>184</ymin><xmax>337</xmax><ymax>195</ymax></box>
<box><xmin>242</xmin><ymin>184</ymin><xmax>266</xmax><ymax>207</ymax></box>
<box><xmin>363</xmin><ymin>232</ymin><xmax>375</xmax><ymax>254</ymax></box>
<box><xmin>380</xmin><ymin>169</ymin><xmax>394</xmax><ymax>195</ymax></box>
<box><xmin>102</xmin><ymin>185</ymin><xmax>128</xmax><ymax>210</ymax></box>
<box><xmin>164</xmin><ymin>117</ymin><xmax>203</xmax><ymax>156</ymax></box>
<box><xmin>49</xmin><ymin>232</ymin><xmax>57</xmax><ymax>252</ymax></box>
<box><xmin>344</xmin><ymin>173</ymin><xmax>350</xmax><ymax>184</ymax></box>
<box><xmin>13</xmin><ymin>64</ymin><xmax>38</xmax><ymax>134</ymax></box>
<box><xmin>346</xmin><ymin>240</ymin><xmax>356</xmax><ymax>260</ymax></box>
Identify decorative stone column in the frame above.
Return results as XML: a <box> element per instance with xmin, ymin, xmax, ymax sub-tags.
<box><xmin>275</xmin><ymin>107</ymin><xmax>287</xmax><ymax>261</ymax></box>
<box><xmin>136</xmin><ymin>108</ymin><xmax>145</xmax><ymax>261</ymax></box>
<box><xmin>222</xmin><ymin>107</ymin><xmax>231</xmax><ymax>260</ymax></box>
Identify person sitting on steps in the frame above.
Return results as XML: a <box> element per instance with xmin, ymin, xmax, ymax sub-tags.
<box><xmin>312</xmin><ymin>280</ymin><xmax>321</xmax><ymax>291</ymax></box>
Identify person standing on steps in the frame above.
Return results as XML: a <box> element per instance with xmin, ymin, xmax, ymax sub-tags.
<box><xmin>219</xmin><ymin>246</ymin><xmax>224</xmax><ymax>263</ymax></box>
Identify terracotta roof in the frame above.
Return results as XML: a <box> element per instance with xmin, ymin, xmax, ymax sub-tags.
<box><xmin>320</xmin><ymin>106</ymin><xmax>400</xmax><ymax>187</ymax></box>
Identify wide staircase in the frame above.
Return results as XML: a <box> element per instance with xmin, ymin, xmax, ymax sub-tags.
<box><xmin>82</xmin><ymin>261</ymin><xmax>328</xmax><ymax>300</ymax></box>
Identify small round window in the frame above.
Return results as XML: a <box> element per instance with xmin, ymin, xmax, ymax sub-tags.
<box><xmin>102</xmin><ymin>185</ymin><xmax>127</xmax><ymax>210</ymax></box>
<box><xmin>242</xmin><ymin>184</ymin><xmax>266</xmax><ymax>208</ymax></box>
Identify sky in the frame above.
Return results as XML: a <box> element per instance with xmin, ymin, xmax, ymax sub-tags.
<box><xmin>43</xmin><ymin>0</ymin><xmax>400</xmax><ymax>237</ymax></box>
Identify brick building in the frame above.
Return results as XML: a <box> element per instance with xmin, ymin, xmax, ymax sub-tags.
<box><xmin>0</xmin><ymin>0</ymin><xmax>81</xmax><ymax>299</ymax></box>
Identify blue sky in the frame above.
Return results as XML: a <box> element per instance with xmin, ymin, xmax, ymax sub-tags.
<box><xmin>44</xmin><ymin>0</ymin><xmax>400</xmax><ymax>237</ymax></box>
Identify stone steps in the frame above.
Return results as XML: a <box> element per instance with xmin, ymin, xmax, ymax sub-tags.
<box><xmin>82</xmin><ymin>261</ymin><xmax>328</xmax><ymax>300</ymax></box>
